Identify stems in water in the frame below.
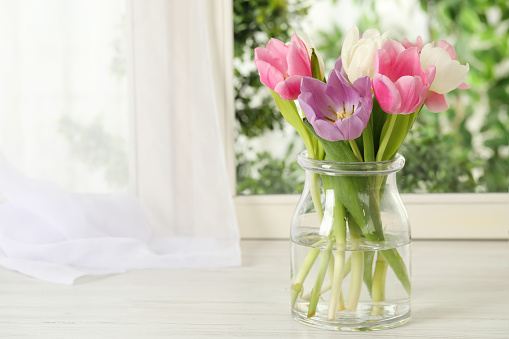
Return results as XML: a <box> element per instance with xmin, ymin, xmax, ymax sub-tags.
<box><xmin>291</xmin><ymin>239</ymin><xmax>326</xmax><ymax>307</ymax></box>
<box><xmin>327</xmin><ymin>250</ymin><xmax>346</xmax><ymax>320</ymax></box>
<box><xmin>372</xmin><ymin>258</ymin><xmax>388</xmax><ymax>302</ymax></box>
<box><xmin>307</xmin><ymin>242</ymin><xmax>333</xmax><ymax>318</ymax></box>
<box><xmin>346</xmin><ymin>247</ymin><xmax>364</xmax><ymax>311</ymax></box>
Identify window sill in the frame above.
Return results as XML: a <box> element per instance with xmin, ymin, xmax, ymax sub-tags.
<box><xmin>234</xmin><ymin>193</ymin><xmax>509</xmax><ymax>239</ymax></box>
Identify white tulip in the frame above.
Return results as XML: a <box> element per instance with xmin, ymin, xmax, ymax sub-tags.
<box><xmin>420</xmin><ymin>43</ymin><xmax>469</xmax><ymax>94</ymax></box>
<box><xmin>341</xmin><ymin>26</ymin><xmax>389</xmax><ymax>82</ymax></box>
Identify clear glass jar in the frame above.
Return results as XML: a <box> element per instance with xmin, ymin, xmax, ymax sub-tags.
<box><xmin>290</xmin><ymin>151</ymin><xmax>411</xmax><ymax>331</ymax></box>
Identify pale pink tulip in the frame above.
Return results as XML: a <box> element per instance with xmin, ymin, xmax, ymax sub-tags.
<box><xmin>373</xmin><ymin>39</ymin><xmax>436</xmax><ymax>114</ymax></box>
<box><xmin>254</xmin><ymin>34</ymin><xmax>311</xmax><ymax>100</ymax></box>
<box><xmin>401</xmin><ymin>37</ymin><xmax>470</xmax><ymax>112</ymax></box>
<box><xmin>401</xmin><ymin>36</ymin><xmax>424</xmax><ymax>51</ymax></box>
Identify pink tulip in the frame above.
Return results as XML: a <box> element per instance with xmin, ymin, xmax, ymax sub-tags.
<box><xmin>401</xmin><ymin>37</ymin><xmax>470</xmax><ymax>112</ymax></box>
<box><xmin>372</xmin><ymin>39</ymin><xmax>436</xmax><ymax>114</ymax></box>
<box><xmin>254</xmin><ymin>34</ymin><xmax>311</xmax><ymax>101</ymax></box>
<box><xmin>401</xmin><ymin>35</ymin><xmax>424</xmax><ymax>52</ymax></box>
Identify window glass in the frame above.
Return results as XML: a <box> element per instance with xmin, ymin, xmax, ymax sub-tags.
<box><xmin>234</xmin><ymin>0</ymin><xmax>508</xmax><ymax>194</ymax></box>
<box><xmin>0</xmin><ymin>0</ymin><xmax>128</xmax><ymax>193</ymax></box>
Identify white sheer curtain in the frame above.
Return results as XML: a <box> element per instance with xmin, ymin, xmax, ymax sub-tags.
<box><xmin>0</xmin><ymin>0</ymin><xmax>240</xmax><ymax>284</ymax></box>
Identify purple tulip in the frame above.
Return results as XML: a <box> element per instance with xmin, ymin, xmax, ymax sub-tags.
<box><xmin>298</xmin><ymin>69</ymin><xmax>372</xmax><ymax>141</ymax></box>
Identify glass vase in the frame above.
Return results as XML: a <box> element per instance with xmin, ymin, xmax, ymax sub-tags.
<box><xmin>290</xmin><ymin>151</ymin><xmax>411</xmax><ymax>331</ymax></box>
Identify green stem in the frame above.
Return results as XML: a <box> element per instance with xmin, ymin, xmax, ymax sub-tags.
<box><xmin>307</xmin><ymin>241</ymin><xmax>333</xmax><ymax>318</ymax></box>
<box><xmin>368</xmin><ymin>188</ymin><xmax>384</xmax><ymax>238</ymax></box>
<box><xmin>309</xmin><ymin>172</ymin><xmax>323</xmax><ymax>222</ymax></box>
<box><xmin>291</xmin><ymin>239</ymin><xmax>326</xmax><ymax>307</ymax></box>
<box><xmin>346</xmin><ymin>218</ymin><xmax>363</xmax><ymax>311</ymax></box>
<box><xmin>349</xmin><ymin>140</ymin><xmax>363</xmax><ymax>162</ymax></box>
<box><xmin>338</xmin><ymin>290</ymin><xmax>345</xmax><ymax>311</ymax></box>
<box><xmin>372</xmin><ymin>258</ymin><xmax>388</xmax><ymax>302</ymax></box>
<box><xmin>362</xmin><ymin>117</ymin><xmax>375</xmax><ymax>162</ymax></box>
<box><xmin>327</xmin><ymin>202</ymin><xmax>347</xmax><ymax>320</ymax></box>
<box><xmin>346</xmin><ymin>236</ymin><xmax>364</xmax><ymax>311</ymax></box>
<box><xmin>363</xmin><ymin>251</ymin><xmax>375</xmax><ymax>297</ymax></box>
<box><xmin>328</xmin><ymin>250</ymin><xmax>346</xmax><ymax>320</ymax></box>
<box><xmin>376</xmin><ymin>113</ymin><xmax>397</xmax><ymax>162</ymax></box>
<box><xmin>300</xmin><ymin>256</ymin><xmax>351</xmax><ymax>301</ymax></box>
<box><xmin>380</xmin><ymin>248</ymin><xmax>411</xmax><ymax>297</ymax></box>
<box><xmin>290</xmin><ymin>162</ymin><xmax>324</xmax><ymax>308</ymax></box>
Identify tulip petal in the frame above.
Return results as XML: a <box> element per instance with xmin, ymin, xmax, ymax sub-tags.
<box><xmin>266</xmin><ymin>38</ymin><xmax>289</xmax><ymax>60</ymax></box>
<box><xmin>376</xmin><ymin>40</ymin><xmax>406</xmax><ymax>82</ymax></box>
<box><xmin>401</xmin><ymin>36</ymin><xmax>424</xmax><ymax>51</ymax></box>
<box><xmin>437</xmin><ymin>40</ymin><xmax>456</xmax><ymax>60</ymax></box>
<box><xmin>341</xmin><ymin>26</ymin><xmax>360</xmax><ymax>70</ymax></box>
<box><xmin>326</xmin><ymin>70</ymin><xmax>359</xmax><ymax>110</ymax></box>
<box><xmin>424</xmin><ymin>91</ymin><xmax>450</xmax><ymax>113</ymax></box>
<box><xmin>362</xmin><ymin>28</ymin><xmax>382</xmax><ymax>39</ymax></box>
<box><xmin>352</xmin><ymin>75</ymin><xmax>372</xmax><ymax>99</ymax></box>
<box><xmin>336</xmin><ymin>113</ymin><xmax>367</xmax><ymax>140</ymax></box>
<box><xmin>346</xmin><ymin>42</ymin><xmax>377</xmax><ymax>81</ymax></box>
<box><xmin>401</xmin><ymin>38</ymin><xmax>413</xmax><ymax>49</ymax></box>
<box><xmin>433</xmin><ymin>61</ymin><xmax>469</xmax><ymax>94</ymax></box>
<box><xmin>373</xmin><ymin>74</ymin><xmax>402</xmax><ymax>114</ymax></box>
<box><xmin>300</xmin><ymin>77</ymin><xmax>336</xmax><ymax>120</ymax></box>
<box><xmin>334</xmin><ymin>56</ymin><xmax>349</xmax><ymax>81</ymax></box>
<box><xmin>416</xmin><ymin>36</ymin><xmax>424</xmax><ymax>50</ymax></box>
<box><xmin>393</xmin><ymin>47</ymin><xmax>424</xmax><ymax>81</ymax></box>
<box><xmin>382</xmin><ymin>39</ymin><xmax>406</xmax><ymax>59</ymax></box>
<box><xmin>393</xmin><ymin>76</ymin><xmax>423</xmax><ymax>114</ymax></box>
<box><xmin>421</xmin><ymin>44</ymin><xmax>469</xmax><ymax>94</ymax></box>
<box><xmin>300</xmin><ymin>89</ymin><xmax>343</xmax><ymax>140</ymax></box>
<box><xmin>457</xmin><ymin>82</ymin><xmax>470</xmax><ymax>89</ymax></box>
<box><xmin>287</xmin><ymin>34</ymin><xmax>311</xmax><ymax>77</ymax></box>
<box><xmin>255</xmin><ymin>59</ymin><xmax>285</xmax><ymax>91</ymax></box>
<box><xmin>274</xmin><ymin>75</ymin><xmax>303</xmax><ymax>101</ymax></box>
<box><xmin>424</xmin><ymin>65</ymin><xmax>437</xmax><ymax>85</ymax></box>
<box><xmin>313</xmin><ymin>119</ymin><xmax>344</xmax><ymax>141</ymax></box>
<box><xmin>254</xmin><ymin>47</ymin><xmax>287</xmax><ymax>76</ymax></box>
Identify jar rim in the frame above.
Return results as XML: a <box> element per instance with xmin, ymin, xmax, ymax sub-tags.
<box><xmin>297</xmin><ymin>150</ymin><xmax>405</xmax><ymax>175</ymax></box>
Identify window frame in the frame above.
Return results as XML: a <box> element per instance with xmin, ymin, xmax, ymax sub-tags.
<box><xmin>220</xmin><ymin>0</ymin><xmax>508</xmax><ymax>240</ymax></box>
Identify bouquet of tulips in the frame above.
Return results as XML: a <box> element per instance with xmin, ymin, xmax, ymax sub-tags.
<box><xmin>254</xmin><ymin>26</ymin><xmax>469</xmax><ymax>321</ymax></box>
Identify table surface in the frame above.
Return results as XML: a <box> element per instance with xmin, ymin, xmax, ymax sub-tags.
<box><xmin>0</xmin><ymin>240</ymin><xmax>507</xmax><ymax>338</ymax></box>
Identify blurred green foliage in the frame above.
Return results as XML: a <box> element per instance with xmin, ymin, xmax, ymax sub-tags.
<box><xmin>398</xmin><ymin>0</ymin><xmax>509</xmax><ymax>192</ymax></box>
<box><xmin>234</xmin><ymin>0</ymin><xmax>308</xmax><ymax>138</ymax></box>
<box><xmin>234</xmin><ymin>0</ymin><xmax>308</xmax><ymax>194</ymax></box>
<box><xmin>234</xmin><ymin>0</ymin><xmax>508</xmax><ymax>194</ymax></box>
<box><xmin>237</xmin><ymin>149</ymin><xmax>304</xmax><ymax>194</ymax></box>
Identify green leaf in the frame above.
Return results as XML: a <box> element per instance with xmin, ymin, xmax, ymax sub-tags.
<box><xmin>270</xmin><ymin>89</ymin><xmax>316</xmax><ymax>157</ymax></box>
<box><xmin>377</xmin><ymin>113</ymin><xmax>412</xmax><ymax>161</ymax></box>
<box><xmin>310</xmin><ymin>49</ymin><xmax>323</xmax><ymax>80</ymax></box>
<box><xmin>371</xmin><ymin>99</ymin><xmax>387</xmax><ymax>154</ymax></box>
<box><xmin>383</xmin><ymin>114</ymin><xmax>412</xmax><ymax>160</ymax></box>
<box><xmin>303</xmin><ymin>119</ymin><xmax>384</xmax><ymax>241</ymax></box>
<box><xmin>303</xmin><ymin>119</ymin><xmax>358</xmax><ymax>162</ymax></box>
<box><xmin>363</xmin><ymin>251</ymin><xmax>375</xmax><ymax>297</ymax></box>
<box><xmin>381</xmin><ymin>248</ymin><xmax>411</xmax><ymax>296</ymax></box>
<box><xmin>362</xmin><ymin>115</ymin><xmax>375</xmax><ymax>162</ymax></box>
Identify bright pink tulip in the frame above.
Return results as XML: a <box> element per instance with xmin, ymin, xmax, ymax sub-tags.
<box><xmin>373</xmin><ymin>39</ymin><xmax>436</xmax><ymax>114</ymax></box>
<box><xmin>254</xmin><ymin>34</ymin><xmax>311</xmax><ymax>100</ymax></box>
<box><xmin>401</xmin><ymin>37</ymin><xmax>470</xmax><ymax>112</ymax></box>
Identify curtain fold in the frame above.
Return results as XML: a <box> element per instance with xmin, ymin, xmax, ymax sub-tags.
<box><xmin>129</xmin><ymin>0</ymin><xmax>240</xmax><ymax>257</ymax></box>
<box><xmin>0</xmin><ymin>0</ymin><xmax>240</xmax><ymax>284</ymax></box>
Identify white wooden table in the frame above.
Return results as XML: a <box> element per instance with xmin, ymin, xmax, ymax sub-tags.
<box><xmin>0</xmin><ymin>240</ymin><xmax>507</xmax><ymax>338</ymax></box>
